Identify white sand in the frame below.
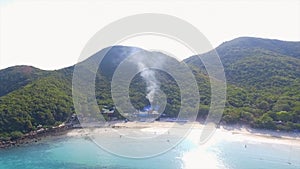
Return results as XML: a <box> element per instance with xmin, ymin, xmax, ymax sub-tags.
<box><xmin>66</xmin><ymin>121</ymin><xmax>300</xmax><ymax>146</ymax></box>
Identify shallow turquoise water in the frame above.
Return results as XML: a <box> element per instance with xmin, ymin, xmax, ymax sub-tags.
<box><xmin>0</xmin><ymin>137</ymin><xmax>185</xmax><ymax>169</ymax></box>
<box><xmin>218</xmin><ymin>139</ymin><xmax>300</xmax><ymax>169</ymax></box>
<box><xmin>0</xmin><ymin>134</ymin><xmax>299</xmax><ymax>169</ymax></box>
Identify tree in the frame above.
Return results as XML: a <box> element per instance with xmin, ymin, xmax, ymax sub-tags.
<box><xmin>276</xmin><ymin>111</ymin><xmax>293</xmax><ymax>122</ymax></box>
<box><xmin>255</xmin><ymin>114</ymin><xmax>275</xmax><ymax>129</ymax></box>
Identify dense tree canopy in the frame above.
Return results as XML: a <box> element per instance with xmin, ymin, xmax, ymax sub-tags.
<box><xmin>1</xmin><ymin>37</ymin><xmax>300</xmax><ymax>140</ymax></box>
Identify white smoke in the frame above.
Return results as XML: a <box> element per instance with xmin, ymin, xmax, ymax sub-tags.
<box><xmin>137</xmin><ymin>62</ymin><xmax>159</xmax><ymax>104</ymax></box>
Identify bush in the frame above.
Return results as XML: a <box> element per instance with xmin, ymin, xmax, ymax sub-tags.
<box><xmin>255</xmin><ymin>114</ymin><xmax>276</xmax><ymax>129</ymax></box>
<box><xmin>10</xmin><ymin>131</ymin><xmax>24</xmax><ymax>140</ymax></box>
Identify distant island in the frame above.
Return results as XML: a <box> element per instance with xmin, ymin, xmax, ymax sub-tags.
<box><xmin>0</xmin><ymin>37</ymin><xmax>300</xmax><ymax>143</ymax></box>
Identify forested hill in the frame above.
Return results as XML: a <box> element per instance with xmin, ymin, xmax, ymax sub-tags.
<box><xmin>185</xmin><ymin>37</ymin><xmax>300</xmax><ymax>130</ymax></box>
<box><xmin>1</xmin><ymin>37</ymin><xmax>300</xmax><ymax>140</ymax></box>
<box><xmin>0</xmin><ymin>66</ymin><xmax>50</xmax><ymax>97</ymax></box>
<box><xmin>185</xmin><ymin>37</ymin><xmax>300</xmax><ymax>89</ymax></box>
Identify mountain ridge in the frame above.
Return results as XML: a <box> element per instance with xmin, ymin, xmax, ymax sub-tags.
<box><xmin>1</xmin><ymin>37</ymin><xmax>300</xmax><ymax>140</ymax></box>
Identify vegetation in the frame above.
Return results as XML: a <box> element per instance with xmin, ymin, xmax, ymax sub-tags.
<box><xmin>1</xmin><ymin>37</ymin><xmax>300</xmax><ymax>140</ymax></box>
<box><xmin>185</xmin><ymin>37</ymin><xmax>300</xmax><ymax>131</ymax></box>
<box><xmin>0</xmin><ymin>66</ymin><xmax>49</xmax><ymax>97</ymax></box>
<box><xmin>0</xmin><ymin>76</ymin><xmax>74</xmax><ymax>139</ymax></box>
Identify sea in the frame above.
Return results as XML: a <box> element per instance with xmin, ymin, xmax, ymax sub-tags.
<box><xmin>0</xmin><ymin>129</ymin><xmax>299</xmax><ymax>169</ymax></box>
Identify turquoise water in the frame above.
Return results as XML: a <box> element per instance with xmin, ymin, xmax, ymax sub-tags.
<box><xmin>0</xmin><ymin>133</ymin><xmax>299</xmax><ymax>169</ymax></box>
<box><xmin>218</xmin><ymin>139</ymin><xmax>300</xmax><ymax>169</ymax></box>
<box><xmin>0</xmin><ymin>137</ymin><xmax>186</xmax><ymax>169</ymax></box>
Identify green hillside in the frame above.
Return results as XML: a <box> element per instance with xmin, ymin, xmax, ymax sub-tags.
<box><xmin>0</xmin><ymin>75</ymin><xmax>74</xmax><ymax>139</ymax></box>
<box><xmin>185</xmin><ymin>37</ymin><xmax>300</xmax><ymax>130</ymax></box>
<box><xmin>1</xmin><ymin>37</ymin><xmax>300</xmax><ymax>140</ymax></box>
<box><xmin>0</xmin><ymin>66</ymin><xmax>49</xmax><ymax>97</ymax></box>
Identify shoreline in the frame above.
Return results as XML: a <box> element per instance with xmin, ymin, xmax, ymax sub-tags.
<box><xmin>217</xmin><ymin>125</ymin><xmax>300</xmax><ymax>146</ymax></box>
<box><xmin>221</xmin><ymin>125</ymin><xmax>300</xmax><ymax>140</ymax></box>
<box><xmin>1</xmin><ymin>121</ymin><xmax>300</xmax><ymax>149</ymax></box>
<box><xmin>0</xmin><ymin>126</ymin><xmax>72</xmax><ymax>149</ymax></box>
<box><xmin>67</xmin><ymin>121</ymin><xmax>300</xmax><ymax>145</ymax></box>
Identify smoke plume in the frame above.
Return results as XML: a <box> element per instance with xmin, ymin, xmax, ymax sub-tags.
<box><xmin>137</xmin><ymin>62</ymin><xmax>159</xmax><ymax>104</ymax></box>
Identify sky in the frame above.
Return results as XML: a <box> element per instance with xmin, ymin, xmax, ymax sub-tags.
<box><xmin>0</xmin><ymin>0</ymin><xmax>299</xmax><ymax>70</ymax></box>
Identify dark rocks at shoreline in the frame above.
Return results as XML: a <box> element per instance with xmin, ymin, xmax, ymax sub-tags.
<box><xmin>0</xmin><ymin>125</ymin><xmax>74</xmax><ymax>149</ymax></box>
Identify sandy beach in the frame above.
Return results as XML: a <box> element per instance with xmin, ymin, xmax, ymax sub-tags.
<box><xmin>66</xmin><ymin>121</ymin><xmax>300</xmax><ymax>146</ymax></box>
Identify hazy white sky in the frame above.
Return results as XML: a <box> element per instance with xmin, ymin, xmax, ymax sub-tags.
<box><xmin>0</xmin><ymin>0</ymin><xmax>299</xmax><ymax>70</ymax></box>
